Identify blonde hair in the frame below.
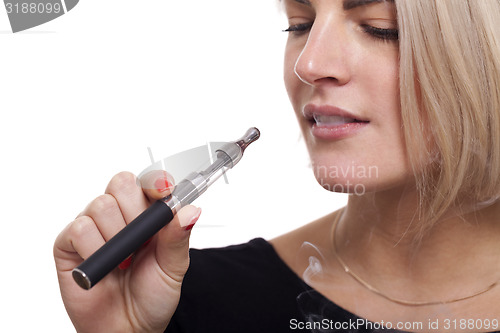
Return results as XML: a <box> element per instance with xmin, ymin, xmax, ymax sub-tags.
<box><xmin>396</xmin><ymin>0</ymin><xmax>500</xmax><ymax>234</ymax></box>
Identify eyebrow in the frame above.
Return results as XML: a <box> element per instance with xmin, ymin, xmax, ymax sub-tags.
<box><xmin>290</xmin><ymin>0</ymin><xmax>394</xmax><ymax>10</ymax></box>
<box><xmin>343</xmin><ymin>0</ymin><xmax>394</xmax><ymax>10</ymax></box>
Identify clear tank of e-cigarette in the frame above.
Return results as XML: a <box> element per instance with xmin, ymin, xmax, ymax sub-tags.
<box><xmin>161</xmin><ymin>128</ymin><xmax>260</xmax><ymax>213</ymax></box>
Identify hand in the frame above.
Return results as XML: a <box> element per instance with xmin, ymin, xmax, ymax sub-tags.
<box><xmin>54</xmin><ymin>171</ymin><xmax>201</xmax><ymax>333</ymax></box>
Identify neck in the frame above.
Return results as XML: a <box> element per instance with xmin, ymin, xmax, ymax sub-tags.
<box><xmin>337</xmin><ymin>188</ymin><xmax>500</xmax><ymax>303</ymax></box>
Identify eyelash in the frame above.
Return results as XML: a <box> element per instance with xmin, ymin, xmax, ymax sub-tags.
<box><xmin>282</xmin><ymin>22</ymin><xmax>313</xmax><ymax>36</ymax></box>
<box><xmin>361</xmin><ymin>24</ymin><xmax>399</xmax><ymax>42</ymax></box>
<box><xmin>283</xmin><ymin>22</ymin><xmax>399</xmax><ymax>42</ymax></box>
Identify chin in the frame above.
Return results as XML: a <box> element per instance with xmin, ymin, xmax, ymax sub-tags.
<box><xmin>311</xmin><ymin>154</ymin><xmax>378</xmax><ymax>182</ymax></box>
<box><xmin>314</xmin><ymin>177</ymin><xmax>369</xmax><ymax>196</ymax></box>
<box><xmin>311</xmin><ymin>162</ymin><xmax>415</xmax><ymax>197</ymax></box>
<box><xmin>308</xmin><ymin>146</ymin><xmax>414</xmax><ymax>194</ymax></box>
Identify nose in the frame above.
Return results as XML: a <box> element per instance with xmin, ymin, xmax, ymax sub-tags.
<box><xmin>294</xmin><ymin>19</ymin><xmax>351</xmax><ymax>87</ymax></box>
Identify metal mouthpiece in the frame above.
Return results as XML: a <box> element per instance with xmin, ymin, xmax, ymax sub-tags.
<box><xmin>235</xmin><ymin>127</ymin><xmax>260</xmax><ymax>153</ymax></box>
<box><xmin>215</xmin><ymin>127</ymin><xmax>260</xmax><ymax>169</ymax></box>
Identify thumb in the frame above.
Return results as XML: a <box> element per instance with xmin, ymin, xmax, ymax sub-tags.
<box><xmin>154</xmin><ymin>205</ymin><xmax>201</xmax><ymax>282</ymax></box>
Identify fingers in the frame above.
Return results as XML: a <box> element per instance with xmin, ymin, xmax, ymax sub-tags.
<box><xmin>54</xmin><ymin>170</ymin><xmax>201</xmax><ymax>287</ymax></box>
<box><xmin>105</xmin><ymin>172</ymin><xmax>150</xmax><ymax>222</ymax></box>
<box><xmin>67</xmin><ymin>216</ymin><xmax>106</xmax><ymax>261</ymax></box>
<box><xmin>56</xmin><ymin>171</ymin><xmax>150</xmax><ymax>271</ymax></box>
<box><xmin>80</xmin><ymin>194</ymin><xmax>126</xmax><ymax>241</ymax></box>
<box><xmin>54</xmin><ymin>215</ymin><xmax>106</xmax><ymax>273</ymax></box>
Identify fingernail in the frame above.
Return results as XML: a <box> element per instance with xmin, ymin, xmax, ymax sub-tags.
<box><xmin>184</xmin><ymin>208</ymin><xmax>202</xmax><ymax>231</ymax></box>
<box><xmin>154</xmin><ymin>177</ymin><xmax>172</xmax><ymax>193</ymax></box>
<box><xmin>119</xmin><ymin>255</ymin><xmax>133</xmax><ymax>270</ymax></box>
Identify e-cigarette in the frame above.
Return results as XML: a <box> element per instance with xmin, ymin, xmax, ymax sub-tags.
<box><xmin>72</xmin><ymin>127</ymin><xmax>260</xmax><ymax>290</ymax></box>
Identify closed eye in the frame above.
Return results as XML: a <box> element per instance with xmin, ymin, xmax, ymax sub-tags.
<box><xmin>361</xmin><ymin>24</ymin><xmax>399</xmax><ymax>42</ymax></box>
<box><xmin>283</xmin><ymin>22</ymin><xmax>313</xmax><ymax>36</ymax></box>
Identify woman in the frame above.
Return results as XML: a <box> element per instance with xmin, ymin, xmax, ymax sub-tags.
<box><xmin>54</xmin><ymin>0</ymin><xmax>500</xmax><ymax>332</ymax></box>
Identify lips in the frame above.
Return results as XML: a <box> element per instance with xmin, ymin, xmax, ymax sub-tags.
<box><xmin>303</xmin><ymin>104</ymin><xmax>368</xmax><ymax>124</ymax></box>
<box><xmin>313</xmin><ymin>114</ymin><xmax>365</xmax><ymax>126</ymax></box>
<box><xmin>303</xmin><ymin>104</ymin><xmax>369</xmax><ymax>140</ymax></box>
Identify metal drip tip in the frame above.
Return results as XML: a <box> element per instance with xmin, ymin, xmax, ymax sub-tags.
<box><xmin>235</xmin><ymin>127</ymin><xmax>260</xmax><ymax>153</ymax></box>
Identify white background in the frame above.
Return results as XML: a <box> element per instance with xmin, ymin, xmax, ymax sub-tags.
<box><xmin>0</xmin><ymin>1</ymin><xmax>346</xmax><ymax>331</ymax></box>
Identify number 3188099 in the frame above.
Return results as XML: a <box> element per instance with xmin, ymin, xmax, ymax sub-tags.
<box><xmin>5</xmin><ymin>2</ymin><xmax>62</xmax><ymax>14</ymax></box>
<box><xmin>443</xmin><ymin>319</ymin><xmax>499</xmax><ymax>331</ymax></box>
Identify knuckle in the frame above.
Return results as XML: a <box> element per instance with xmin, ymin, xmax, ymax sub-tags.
<box><xmin>87</xmin><ymin>194</ymin><xmax>117</xmax><ymax>216</ymax></box>
<box><xmin>107</xmin><ymin>171</ymin><xmax>139</xmax><ymax>194</ymax></box>
<box><xmin>69</xmin><ymin>216</ymin><xmax>96</xmax><ymax>240</ymax></box>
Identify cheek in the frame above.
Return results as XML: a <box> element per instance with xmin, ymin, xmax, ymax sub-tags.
<box><xmin>358</xmin><ymin>51</ymin><xmax>400</xmax><ymax>110</ymax></box>
<box><xmin>356</xmin><ymin>50</ymin><xmax>402</xmax><ymax>145</ymax></box>
<box><xmin>283</xmin><ymin>43</ymin><xmax>301</xmax><ymax>104</ymax></box>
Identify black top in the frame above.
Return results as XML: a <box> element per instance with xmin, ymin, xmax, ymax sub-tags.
<box><xmin>165</xmin><ymin>238</ymin><xmax>405</xmax><ymax>332</ymax></box>
<box><xmin>166</xmin><ymin>238</ymin><xmax>500</xmax><ymax>333</ymax></box>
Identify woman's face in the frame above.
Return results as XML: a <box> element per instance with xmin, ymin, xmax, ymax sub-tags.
<box><xmin>284</xmin><ymin>0</ymin><xmax>411</xmax><ymax>194</ymax></box>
